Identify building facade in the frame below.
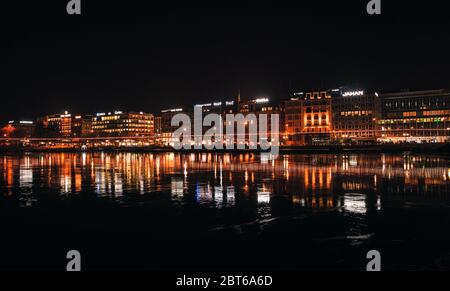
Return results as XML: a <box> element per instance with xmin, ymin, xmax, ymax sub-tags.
<box><xmin>160</xmin><ymin>108</ymin><xmax>184</xmax><ymax>146</ymax></box>
<box><xmin>92</xmin><ymin>111</ymin><xmax>155</xmax><ymax>140</ymax></box>
<box><xmin>332</xmin><ymin>90</ymin><xmax>381</xmax><ymax>143</ymax></box>
<box><xmin>71</xmin><ymin>114</ymin><xmax>94</xmax><ymax>138</ymax></box>
<box><xmin>1</xmin><ymin>120</ymin><xmax>35</xmax><ymax>138</ymax></box>
<box><xmin>154</xmin><ymin>115</ymin><xmax>162</xmax><ymax>145</ymax></box>
<box><xmin>36</xmin><ymin>111</ymin><xmax>73</xmax><ymax>137</ymax></box>
<box><xmin>378</xmin><ymin>89</ymin><xmax>450</xmax><ymax>143</ymax></box>
<box><xmin>283</xmin><ymin>94</ymin><xmax>303</xmax><ymax>146</ymax></box>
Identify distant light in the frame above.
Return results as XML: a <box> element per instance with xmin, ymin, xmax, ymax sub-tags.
<box><xmin>195</xmin><ymin>103</ymin><xmax>212</xmax><ymax>107</ymax></box>
<box><xmin>161</xmin><ymin>108</ymin><xmax>183</xmax><ymax>113</ymax></box>
<box><xmin>8</xmin><ymin>120</ymin><xmax>14</xmax><ymax>124</ymax></box>
<box><xmin>139</xmin><ymin>112</ymin><xmax>144</xmax><ymax>114</ymax></box>
<box><xmin>114</xmin><ymin>111</ymin><xmax>123</xmax><ymax>115</ymax></box>
<box><xmin>225</xmin><ymin>101</ymin><xmax>234</xmax><ymax>106</ymax></box>
<box><xmin>331</xmin><ymin>89</ymin><xmax>340</xmax><ymax>92</ymax></box>
<box><xmin>254</xmin><ymin>98</ymin><xmax>269</xmax><ymax>103</ymax></box>
<box><xmin>96</xmin><ymin>113</ymin><xmax>106</xmax><ymax>117</ymax></box>
<box><xmin>375</xmin><ymin>92</ymin><xmax>379</xmax><ymax>97</ymax></box>
<box><xmin>213</xmin><ymin>102</ymin><xmax>222</xmax><ymax>106</ymax></box>
<box><xmin>342</xmin><ymin>91</ymin><xmax>364</xmax><ymax>97</ymax></box>
<box><xmin>19</xmin><ymin>121</ymin><xmax>34</xmax><ymax>124</ymax></box>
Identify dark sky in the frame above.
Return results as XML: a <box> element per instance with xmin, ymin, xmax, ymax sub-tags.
<box><xmin>1</xmin><ymin>0</ymin><xmax>449</xmax><ymax>120</ymax></box>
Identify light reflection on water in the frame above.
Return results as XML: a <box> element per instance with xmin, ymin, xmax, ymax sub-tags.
<box><xmin>0</xmin><ymin>152</ymin><xmax>449</xmax><ymax>214</ymax></box>
<box><xmin>1</xmin><ymin>152</ymin><xmax>450</xmax><ymax>270</ymax></box>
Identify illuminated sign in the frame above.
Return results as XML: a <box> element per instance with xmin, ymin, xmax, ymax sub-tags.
<box><xmin>96</xmin><ymin>113</ymin><xmax>106</xmax><ymax>116</ymax></box>
<box><xmin>225</xmin><ymin>101</ymin><xmax>235</xmax><ymax>106</ymax></box>
<box><xmin>195</xmin><ymin>103</ymin><xmax>212</xmax><ymax>108</ymax></box>
<box><xmin>161</xmin><ymin>108</ymin><xmax>183</xmax><ymax>113</ymax></box>
<box><xmin>213</xmin><ymin>102</ymin><xmax>222</xmax><ymax>106</ymax></box>
<box><xmin>342</xmin><ymin>90</ymin><xmax>364</xmax><ymax>97</ymax></box>
<box><xmin>254</xmin><ymin>98</ymin><xmax>269</xmax><ymax>103</ymax></box>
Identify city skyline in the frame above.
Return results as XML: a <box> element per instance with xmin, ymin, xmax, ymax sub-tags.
<box><xmin>2</xmin><ymin>87</ymin><xmax>449</xmax><ymax>148</ymax></box>
<box><xmin>2</xmin><ymin>0</ymin><xmax>450</xmax><ymax>275</ymax></box>
<box><xmin>1</xmin><ymin>85</ymin><xmax>448</xmax><ymax>120</ymax></box>
<box><xmin>1</xmin><ymin>0</ymin><xmax>450</xmax><ymax>120</ymax></box>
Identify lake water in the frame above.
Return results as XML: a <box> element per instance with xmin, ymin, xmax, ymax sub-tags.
<box><xmin>1</xmin><ymin>152</ymin><xmax>450</xmax><ymax>270</ymax></box>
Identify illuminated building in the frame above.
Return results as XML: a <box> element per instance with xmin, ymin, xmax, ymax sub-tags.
<box><xmin>378</xmin><ymin>89</ymin><xmax>450</xmax><ymax>143</ymax></box>
<box><xmin>194</xmin><ymin>101</ymin><xmax>236</xmax><ymax>116</ymax></box>
<box><xmin>80</xmin><ymin>115</ymin><xmax>94</xmax><ymax>137</ymax></box>
<box><xmin>332</xmin><ymin>90</ymin><xmax>381</xmax><ymax>143</ymax></box>
<box><xmin>36</xmin><ymin>112</ymin><xmax>94</xmax><ymax>138</ymax></box>
<box><xmin>283</xmin><ymin>91</ymin><xmax>333</xmax><ymax>145</ymax></box>
<box><xmin>1</xmin><ymin>120</ymin><xmax>35</xmax><ymax>138</ymax></box>
<box><xmin>160</xmin><ymin>108</ymin><xmax>184</xmax><ymax>145</ymax></box>
<box><xmin>283</xmin><ymin>90</ymin><xmax>337</xmax><ymax>146</ymax></box>
<box><xmin>283</xmin><ymin>94</ymin><xmax>303</xmax><ymax>146</ymax></box>
<box><xmin>192</xmin><ymin>100</ymin><xmax>237</xmax><ymax>136</ymax></box>
<box><xmin>37</xmin><ymin>111</ymin><xmax>72</xmax><ymax>137</ymax></box>
<box><xmin>72</xmin><ymin>114</ymin><xmax>93</xmax><ymax>137</ymax></box>
<box><xmin>235</xmin><ymin>97</ymin><xmax>280</xmax><ymax>147</ymax></box>
<box><xmin>154</xmin><ymin>115</ymin><xmax>162</xmax><ymax>145</ymax></box>
<box><xmin>92</xmin><ymin>111</ymin><xmax>155</xmax><ymax>139</ymax></box>
<box><xmin>301</xmin><ymin>91</ymin><xmax>332</xmax><ymax>145</ymax></box>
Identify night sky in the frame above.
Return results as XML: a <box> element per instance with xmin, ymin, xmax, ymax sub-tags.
<box><xmin>1</xmin><ymin>0</ymin><xmax>449</xmax><ymax>121</ymax></box>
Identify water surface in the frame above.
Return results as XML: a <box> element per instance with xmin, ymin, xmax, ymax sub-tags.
<box><xmin>1</xmin><ymin>152</ymin><xmax>449</xmax><ymax>270</ymax></box>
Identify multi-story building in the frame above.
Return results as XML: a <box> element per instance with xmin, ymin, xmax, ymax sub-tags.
<box><xmin>36</xmin><ymin>111</ymin><xmax>72</xmax><ymax>137</ymax></box>
<box><xmin>80</xmin><ymin>115</ymin><xmax>94</xmax><ymax>137</ymax></box>
<box><xmin>154</xmin><ymin>115</ymin><xmax>162</xmax><ymax>145</ymax></box>
<box><xmin>332</xmin><ymin>90</ymin><xmax>381</xmax><ymax>143</ymax></box>
<box><xmin>160</xmin><ymin>108</ymin><xmax>184</xmax><ymax>145</ymax></box>
<box><xmin>1</xmin><ymin>120</ymin><xmax>35</xmax><ymax>138</ymax></box>
<box><xmin>71</xmin><ymin>114</ymin><xmax>94</xmax><ymax>137</ymax></box>
<box><xmin>92</xmin><ymin>111</ymin><xmax>155</xmax><ymax>140</ymax></box>
<box><xmin>36</xmin><ymin>112</ymin><xmax>94</xmax><ymax>138</ymax></box>
<box><xmin>282</xmin><ymin>90</ymin><xmax>333</xmax><ymax>146</ymax></box>
<box><xmin>234</xmin><ymin>97</ymin><xmax>280</xmax><ymax>148</ymax></box>
<box><xmin>196</xmin><ymin>101</ymin><xmax>236</xmax><ymax>145</ymax></box>
<box><xmin>283</xmin><ymin>94</ymin><xmax>303</xmax><ymax>146</ymax></box>
<box><xmin>300</xmin><ymin>91</ymin><xmax>333</xmax><ymax>145</ymax></box>
<box><xmin>378</xmin><ymin>89</ymin><xmax>450</xmax><ymax>143</ymax></box>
